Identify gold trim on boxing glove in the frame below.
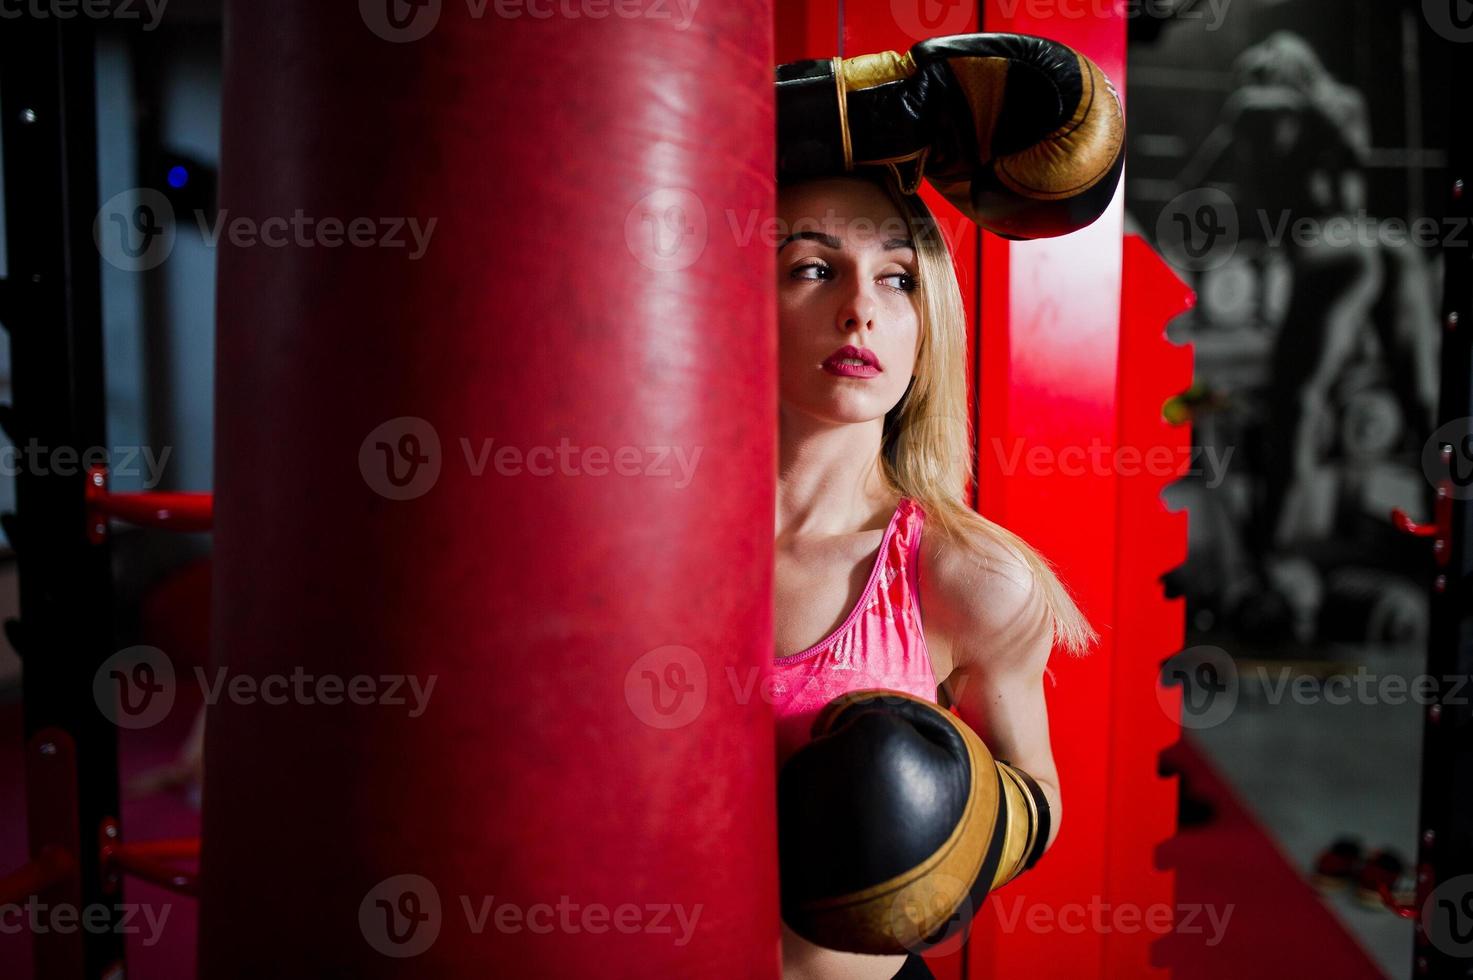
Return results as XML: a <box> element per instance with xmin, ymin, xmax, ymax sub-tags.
<box><xmin>990</xmin><ymin>760</ymin><xmax>1042</xmax><ymax>889</ymax></box>
<box><xmin>993</xmin><ymin>51</ymin><xmax>1125</xmax><ymax>201</ymax></box>
<box><xmin>839</xmin><ymin>49</ymin><xmax>917</xmax><ymax>92</ymax></box>
<box><xmin>829</xmin><ymin>49</ymin><xmax>930</xmax><ymax>191</ymax></box>
<box><xmin>832</xmin><ymin>56</ymin><xmax>853</xmax><ymax>171</ymax></box>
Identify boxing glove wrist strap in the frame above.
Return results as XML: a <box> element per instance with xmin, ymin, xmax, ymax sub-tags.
<box><xmin>830</xmin><ymin>57</ymin><xmax>852</xmax><ymax>172</ymax></box>
<box><xmin>991</xmin><ymin>758</ymin><xmax>1052</xmax><ymax>887</ymax></box>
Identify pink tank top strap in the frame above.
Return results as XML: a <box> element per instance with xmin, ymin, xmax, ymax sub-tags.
<box><xmin>770</xmin><ymin>497</ymin><xmax>938</xmax><ymax>764</ymax></box>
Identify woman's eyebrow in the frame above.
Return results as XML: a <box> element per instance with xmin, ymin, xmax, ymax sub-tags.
<box><xmin>776</xmin><ymin>231</ymin><xmax>916</xmax><ymax>252</ymax></box>
<box><xmin>777</xmin><ymin>230</ymin><xmax>842</xmax><ymax>251</ymax></box>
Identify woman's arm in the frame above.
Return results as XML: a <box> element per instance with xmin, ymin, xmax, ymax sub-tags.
<box><xmin>922</xmin><ymin>533</ymin><xmax>1063</xmax><ymax>855</ymax></box>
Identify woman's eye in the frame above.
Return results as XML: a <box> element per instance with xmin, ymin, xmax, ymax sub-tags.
<box><xmin>788</xmin><ymin>264</ymin><xmax>916</xmax><ymax>291</ymax></box>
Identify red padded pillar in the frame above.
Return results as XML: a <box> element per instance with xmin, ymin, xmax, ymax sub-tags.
<box><xmin>200</xmin><ymin>3</ymin><xmax>779</xmax><ymax>977</ymax></box>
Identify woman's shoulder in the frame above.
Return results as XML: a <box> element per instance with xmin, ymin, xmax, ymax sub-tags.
<box><xmin>917</xmin><ymin>518</ymin><xmax>1049</xmax><ymax>669</ymax></box>
<box><xmin>915</xmin><ymin>504</ymin><xmax>1030</xmax><ymax>585</ymax></box>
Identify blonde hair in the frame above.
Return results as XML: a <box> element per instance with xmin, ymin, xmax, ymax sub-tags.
<box><xmin>788</xmin><ymin>169</ymin><xmax>1100</xmax><ymax>657</ymax></box>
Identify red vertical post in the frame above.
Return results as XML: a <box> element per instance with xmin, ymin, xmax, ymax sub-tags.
<box><xmin>971</xmin><ymin>3</ymin><xmax>1139</xmax><ymax>978</ymax></box>
<box><xmin>1107</xmin><ymin>235</ymin><xmax>1195</xmax><ymax>977</ymax></box>
<box><xmin>201</xmin><ymin>3</ymin><xmax>779</xmax><ymax>977</ymax></box>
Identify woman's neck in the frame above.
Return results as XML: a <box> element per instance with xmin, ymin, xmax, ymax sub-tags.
<box><xmin>776</xmin><ymin>408</ymin><xmax>895</xmax><ymax>539</ymax></box>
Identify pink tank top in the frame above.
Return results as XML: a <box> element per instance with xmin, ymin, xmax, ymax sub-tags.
<box><xmin>771</xmin><ymin>497</ymin><xmax>939</xmax><ymax>765</ymax></box>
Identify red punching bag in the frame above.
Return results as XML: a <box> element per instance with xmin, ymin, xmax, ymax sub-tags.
<box><xmin>200</xmin><ymin>3</ymin><xmax>779</xmax><ymax>977</ymax></box>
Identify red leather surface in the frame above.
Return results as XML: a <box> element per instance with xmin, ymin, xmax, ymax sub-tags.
<box><xmin>201</xmin><ymin>3</ymin><xmax>779</xmax><ymax>976</ymax></box>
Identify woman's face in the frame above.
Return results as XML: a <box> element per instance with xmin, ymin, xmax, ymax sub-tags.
<box><xmin>776</xmin><ymin>177</ymin><xmax>921</xmax><ymax>428</ymax></box>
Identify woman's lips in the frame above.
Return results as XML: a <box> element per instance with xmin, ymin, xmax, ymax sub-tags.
<box><xmin>822</xmin><ymin>346</ymin><xmax>882</xmax><ymax>379</ymax></box>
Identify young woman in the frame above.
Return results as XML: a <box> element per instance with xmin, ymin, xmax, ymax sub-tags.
<box><xmin>772</xmin><ymin>169</ymin><xmax>1098</xmax><ymax>980</ymax></box>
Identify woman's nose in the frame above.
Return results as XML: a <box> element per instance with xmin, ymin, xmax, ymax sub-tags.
<box><xmin>835</xmin><ymin>280</ymin><xmax>877</xmax><ymax>334</ymax></box>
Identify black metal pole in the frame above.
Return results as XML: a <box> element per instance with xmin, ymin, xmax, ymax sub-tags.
<box><xmin>0</xmin><ymin>14</ymin><xmax>122</xmax><ymax>980</ymax></box>
<box><xmin>1411</xmin><ymin>32</ymin><xmax>1473</xmax><ymax>980</ymax></box>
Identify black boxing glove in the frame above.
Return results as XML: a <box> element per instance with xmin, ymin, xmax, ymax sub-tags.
<box><xmin>776</xmin><ymin>33</ymin><xmax>1125</xmax><ymax>240</ymax></box>
<box><xmin>777</xmin><ymin>689</ymin><xmax>1051</xmax><ymax>955</ymax></box>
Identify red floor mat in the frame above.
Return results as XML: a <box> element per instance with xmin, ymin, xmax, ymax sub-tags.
<box><xmin>1157</xmin><ymin>737</ymin><xmax>1390</xmax><ymax>978</ymax></box>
